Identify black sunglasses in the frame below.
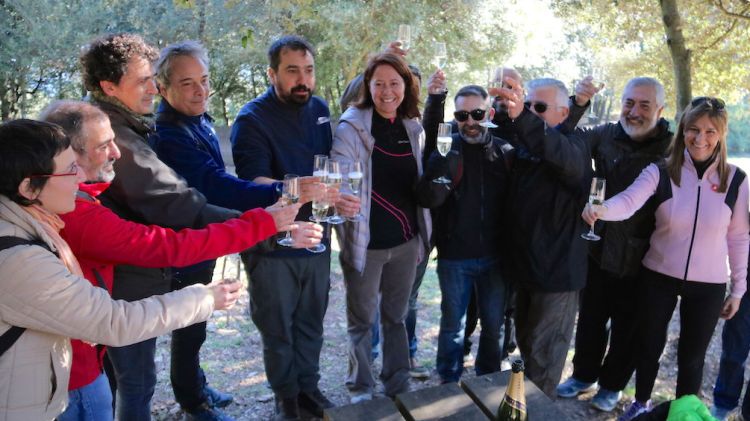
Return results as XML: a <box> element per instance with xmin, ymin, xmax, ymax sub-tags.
<box><xmin>453</xmin><ymin>108</ymin><xmax>487</xmax><ymax>122</ymax></box>
<box><xmin>524</xmin><ymin>101</ymin><xmax>548</xmax><ymax>114</ymax></box>
<box><xmin>691</xmin><ymin>96</ymin><xmax>725</xmax><ymax>110</ymax></box>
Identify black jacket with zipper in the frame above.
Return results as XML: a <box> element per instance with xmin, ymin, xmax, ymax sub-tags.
<box><xmin>417</xmin><ymin>134</ymin><xmax>513</xmax><ymax>260</ymax></box>
<box><xmin>571</xmin><ymin>119</ymin><xmax>673</xmax><ymax>278</ymax></box>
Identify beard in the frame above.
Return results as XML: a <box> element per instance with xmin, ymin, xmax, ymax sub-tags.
<box><xmin>621</xmin><ymin>115</ymin><xmax>657</xmax><ymax>140</ymax></box>
<box><xmin>280</xmin><ymin>84</ymin><xmax>313</xmax><ymax>105</ymax></box>
<box><xmin>94</xmin><ymin>160</ymin><xmax>116</xmax><ymax>183</ymax></box>
<box><xmin>460</xmin><ymin>123</ymin><xmax>488</xmax><ymax>144</ymax></box>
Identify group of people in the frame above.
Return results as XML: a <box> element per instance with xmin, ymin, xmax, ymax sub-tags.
<box><xmin>0</xmin><ymin>30</ymin><xmax>749</xmax><ymax>421</ymax></box>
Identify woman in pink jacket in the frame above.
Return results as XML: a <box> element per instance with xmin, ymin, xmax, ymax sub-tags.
<box><xmin>584</xmin><ymin>97</ymin><xmax>750</xmax><ymax>421</ymax></box>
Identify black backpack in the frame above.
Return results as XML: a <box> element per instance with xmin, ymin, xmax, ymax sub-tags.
<box><xmin>0</xmin><ymin>236</ymin><xmax>54</xmax><ymax>357</ymax></box>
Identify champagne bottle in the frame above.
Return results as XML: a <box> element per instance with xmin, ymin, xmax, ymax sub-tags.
<box><xmin>496</xmin><ymin>359</ymin><xmax>528</xmax><ymax>421</ymax></box>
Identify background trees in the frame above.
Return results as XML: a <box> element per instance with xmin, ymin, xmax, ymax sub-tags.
<box><xmin>1</xmin><ymin>0</ymin><xmax>748</xmax><ymax>149</ymax></box>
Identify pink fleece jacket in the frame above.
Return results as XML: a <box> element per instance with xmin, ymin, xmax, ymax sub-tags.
<box><xmin>602</xmin><ymin>151</ymin><xmax>749</xmax><ymax>298</ymax></box>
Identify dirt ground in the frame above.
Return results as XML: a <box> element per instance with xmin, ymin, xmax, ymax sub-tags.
<box><xmin>150</xmin><ymin>251</ymin><xmax>733</xmax><ymax>421</ymax></box>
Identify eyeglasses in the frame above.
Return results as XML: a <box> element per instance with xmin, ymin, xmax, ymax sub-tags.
<box><xmin>524</xmin><ymin>101</ymin><xmax>549</xmax><ymax>114</ymax></box>
<box><xmin>453</xmin><ymin>109</ymin><xmax>487</xmax><ymax>122</ymax></box>
<box><xmin>29</xmin><ymin>163</ymin><xmax>79</xmax><ymax>179</ymax></box>
<box><xmin>691</xmin><ymin>96</ymin><xmax>725</xmax><ymax>110</ymax></box>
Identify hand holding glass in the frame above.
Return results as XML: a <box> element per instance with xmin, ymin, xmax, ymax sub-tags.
<box><xmin>307</xmin><ymin>155</ymin><xmax>328</xmax><ymax>253</ymax></box>
<box><xmin>581</xmin><ymin>177</ymin><xmax>606</xmax><ymax>241</ymax></box>
<box><xmin>277</xmin><ymin>175</ymin><xmax>299</xmax><ymax>247</ymax></box>
<box><xmin>433</xmin><ymin>123</ymin><xmax>453</xmax><ymax>184</ymax></box>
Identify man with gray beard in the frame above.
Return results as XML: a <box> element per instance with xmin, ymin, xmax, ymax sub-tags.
<box><xmin>556</xmin><ymin>77</ymin><xmax>672</xmax><ymax>413</ymax></box>
<box><xmin>417</xmin><ymin>85</ymin><xmax>513</xmax><ymax>383</ymax></box>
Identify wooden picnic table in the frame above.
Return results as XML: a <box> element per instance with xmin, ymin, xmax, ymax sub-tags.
<box><xmin>324</xmin><ymin>371</ymin><xmax>570</xmax><ymax>421</ymax></box>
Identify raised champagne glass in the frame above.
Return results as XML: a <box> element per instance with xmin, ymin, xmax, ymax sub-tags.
<box><xmin>276</xmin><ymin>174</ymin><xmax>299</xmax><ymax>247</ymax></box>
<box><xmin>397</xmin><ymin>24</ymin><xmax>411</xmax><ymax>51</ymax></box>
<box><xmin>433</xmin><ymin>123</ymin><xmax>453</xmax><ymax>184</ymax></box>
<box><xmin>581</xmin><ymin>177</ymin><xmax>606</xmax><ymax>241</ymax></box>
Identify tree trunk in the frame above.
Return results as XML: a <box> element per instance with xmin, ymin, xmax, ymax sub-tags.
<box><xmin>660</xmin><ymin>0</ymin><xmax>692</xmax><ymax>118</ymax></box>
<box><xmin>197</xmin><ymin>0</ymin><xmax>208</xmax><ymax>44</ymax></box>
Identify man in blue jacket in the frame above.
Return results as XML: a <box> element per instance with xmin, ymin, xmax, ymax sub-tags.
<box><xmin>230</xmin><ymin>35</ymin><xmax>357</xmax><ymax>421</ymax></box>
<box><xmin>151</xmin><ymin>40</ymin><xmax>323</xmax><ymax>421</ymax></box>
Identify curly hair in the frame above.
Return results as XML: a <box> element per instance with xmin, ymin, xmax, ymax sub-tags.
<box><xmin>80</xmin><ymin>33</ymin><xmax>159</xmax><ymax>92</ymax></box>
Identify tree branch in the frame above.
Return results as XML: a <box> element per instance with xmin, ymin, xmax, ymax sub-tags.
<box><xmin>711</xmin><ymin>0</ymin><xmax>750</xmax><ymax>21</ymax></box>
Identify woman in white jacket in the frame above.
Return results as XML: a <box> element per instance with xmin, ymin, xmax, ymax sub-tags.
<box><xmin>0</xmin><ymin>120</ymin><xmax>242</xmax><ymax>421</ymax></box>
<box><xmin>332</xmin><ymin>53</ymin><xmax>431</xmax><ymax>402</ymax></box>
<box><xmin>584</xmin><ymin>97</ymin><xmax>750</xmax><ymax>421</ymax></box>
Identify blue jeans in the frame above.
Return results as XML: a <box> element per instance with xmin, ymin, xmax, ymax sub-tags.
<box><xmin>58</xmin><ymin>373</ymin><xmax>113</xmax><ymax>421</ymax></box>
<box><xmin>436</xmin><ymin>257</ymin><xmax>507</xmax><ymax>382</ymax></box>
<box><xmin>714</xmin><ymin>292</ymin><xmax>750</xmax><ymax>416</ymax></box>
<box><xmin>107</xmin><ymin>338</ymin><xmax>157</xmax><ymax>420</ymax></box>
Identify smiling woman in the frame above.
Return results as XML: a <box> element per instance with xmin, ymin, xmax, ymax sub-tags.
<box><xmin>330</xmin><ymin>53</ymin><xmax>432</xmax><ymax>403</ymax></box>
<box><xmin>582</xmin><ymin>97</ymin><xmax>750</xmax><ymax>421</ymax></box>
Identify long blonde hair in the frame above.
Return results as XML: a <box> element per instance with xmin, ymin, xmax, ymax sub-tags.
<box><xmin>666</xmin><ymin>97</ymin><xmax>730</xmax><ymax>192</ymax></box>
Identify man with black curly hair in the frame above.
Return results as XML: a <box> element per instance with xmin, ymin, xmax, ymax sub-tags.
<box><xmin>80</xmin><ymin>33</ymin><xmax>243</xmax><ymax>421</ymax></box>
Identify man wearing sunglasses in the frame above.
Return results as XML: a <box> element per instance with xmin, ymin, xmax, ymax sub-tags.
<box><xmin>490</xmin><ymin>77</ymin><xmax>592</xmax><ymax>398</ymax></box>
<box><xmin>556</xmin><ymin>77</ymin><xmax>672</xmax><ymax>413</ymax></box>
<box><xmin>417</xmin><ymin>85</ymin><xmax>513</xmax><ymax>384</ymax></box>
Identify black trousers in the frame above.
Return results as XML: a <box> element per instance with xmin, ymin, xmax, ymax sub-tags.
<box><xmin>634</xmin><ymin>268</ymin><xmax>726</xmax><ymax>402</ymax></box>
<box><xmin>243</xmin><ymin>252</ymin><xmax>331</xmax><ymax>399</ymax></box>
<box><xmin>571</xmin><ymin>260</ymin><xmax>639</xmax><ymax>390</ymax></box>
<box><xmin>170</xmin><ymin>263</ymin><xmax>216</xmax><ymax>411</ymax></box>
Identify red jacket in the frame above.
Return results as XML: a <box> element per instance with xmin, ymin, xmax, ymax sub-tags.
<box><xmin>60</xmin><ymin>183</ymin><xmax>276</xmax><ymax>390</ymax></box>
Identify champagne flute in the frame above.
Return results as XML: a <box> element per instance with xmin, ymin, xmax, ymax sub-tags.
<box><xmin>433</xmin><ymin>123</ymin><xmax>453</xmax><ymax>184</ymax></box>
<box><xmin>482</xmin><ymin>67</ymin><xmax>502</xmax><ymax>129</ymax></box>
<box><xmin>307</xmin><ymin>155</ymin><xmax>328</xmax><ymax>253</ymax></box>
<box><xmin>588</xmin><ymin>68</ymin><xmax>605</xmax><ymax>120</ymax></box>
<box><xmin>581</xmin><ymin>177</ymin><xmax>606</xmax><ymax>241</ymax></box>
<box><xmin>276</xmin><ymin>174</ymin><xmax>299</xmax><ymax>247</ymax></box>
<box><xmin>346</xmin><ymin>160</ymin><xmax>364</xmax><ymax>222</ymax></box>
<box><xmin>325</xmin><ymin>159</ymin><xmax>345</xmax><ymax>225</ymax></box>
<box><xmin>397</xmin><ymin>24</ymin><xmax>411</xmax><ymax>51</ymax></box>
<box><xmin>433</xmin><ymin>42</ymin><xmax>447</xmax><ymax>69</ymax></box>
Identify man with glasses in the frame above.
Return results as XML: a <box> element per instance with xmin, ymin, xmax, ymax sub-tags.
<box><xmin>555</xmin><ymin>77</ymin><xmax>672</xmax><ymax>413</ymax></box>
<box><xmin>491</xmin><ymin>77</ymin><xmax>591</xmax><ymax>398</ymax></box>
<box><xmin>417</xmin><ymin>85</ymin><xmax>513</xmax><ymax>384</ymax></box>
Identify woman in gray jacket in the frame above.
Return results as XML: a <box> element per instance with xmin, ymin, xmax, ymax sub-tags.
<box><xmin>0</xmin><ymin>120</ymin><xmax>241</xmax><ymax>421</ymax></box>
<box><xmin>332</xmin><ymin>53</ymin><xmax>431</xmax><ymax>402</ymax></box>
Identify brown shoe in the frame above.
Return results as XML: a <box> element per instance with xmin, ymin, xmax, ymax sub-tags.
<box><xmin>273</xmin><ymin>395</ymin><xmax>300</xmax><ymax>421</ymax></box>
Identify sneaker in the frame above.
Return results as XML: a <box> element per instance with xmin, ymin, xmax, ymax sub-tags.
<box><xmin>350</xmin><ymin>391</ymin><xmax>373</xmax><ymax>404</ymax></box>
<box><xmin>185</xmin><ymin>403</ymin><xmax>235</xmax><ymax>421</ymax></box>
<box><xmin>409</xmin><ymin>357</ymin><xmax>430</xmax><ymax>379</ymax></box>
<box><xmin>274</xmin><ymin>396</ymin><xmax>300</xmax><ymax>421</ymax></box>
<box><xmin>204</xmin><ymin>386</ymin><xmax>233</xmax><ymax>408</ymax></box>
<box><xmin>556</xmin><ymin>377</ymin><xmax>598</xmax><ymax>398</ymax></box>
<box><xmin>590</xmin><ymin>388</ymin><xmax>622</xmax><ymax>412</ymax></box>
<box><xmin>712</xmin><ymin>405</ymin><xmax>732</xmax><ymax>421</ymax></box>
<box><xmin>500</xmin><ymin>358</ymin><xmax>512</xmax><ymax>372</ymax></box>
<box><xmin>727</xmin><ymin>409</ymin><xmax>748</xmax><ymax>421</ymax></box>
<box><xmin>618</xmin><ymin>400</ymin><xmax>650</xmax><ymax>421</ymax></box>
<box><xmin>298</xmin><ymin>388</ymin><xmax>334</xmax><ymax>418</ymax></box>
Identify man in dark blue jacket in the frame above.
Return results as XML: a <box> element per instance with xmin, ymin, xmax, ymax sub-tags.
<box><xmin>150</xmin><ymin>40</ymin><xmax>281</xmax><ymax>421</ymax></box>
<box><xmin>230</xmin><ymin>36</ymin><xmax>358</xmax><ymax>421</ymax></box>
<box><xmin>152</xmin><ymin>40</ymin><xmax>325</xmax><ymax>421</ymax></box>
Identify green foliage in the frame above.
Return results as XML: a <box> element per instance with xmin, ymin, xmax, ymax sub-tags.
<box><xmin>727</xmin><ymin>102</ymin><xmax>750</xmax><ymax>155</ymax></box>
<box><xmin>1</xmin><ymin>0</ymin><xmax>515</xmax><ymax>122</ymax></box>
<box><xmin>551</xmin><ymin>0</ymin><xmax>750</xmax><ymax>115</ymax></box>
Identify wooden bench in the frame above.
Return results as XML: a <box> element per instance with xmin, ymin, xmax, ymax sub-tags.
<box><xmin>461</xmin><ymin>371</ymin><xmax>570</xmax><ymax>420</ymax></box>
<box><xmin>325</xmin><ymin>371</ymin><xmax>570</xmax><ymax>420</ymax></box>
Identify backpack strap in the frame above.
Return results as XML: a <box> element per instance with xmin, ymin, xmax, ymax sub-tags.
<box><xmin>725</xmin><ymin>168</ymin><xmax>746</xmax><ymax>214</ymax></box>
<box><xmin>0</xmin><ymin>236</ymin><xmax>54</xmax><ymax>357</ymax></box>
